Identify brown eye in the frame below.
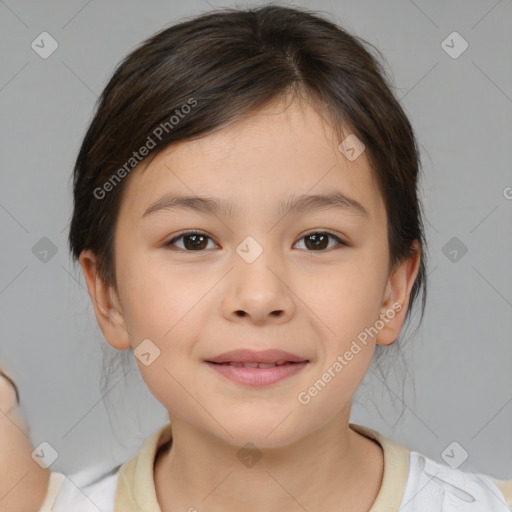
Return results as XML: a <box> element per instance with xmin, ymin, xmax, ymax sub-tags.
<box><xmin>165</xmin><ymin>231</ymin><xmax>346</xmax><ymax>252</ymax></box>
<box><xmin>294</xmin><ymin>232</ymin><xmax>346</xmax><ymax>251</ymax></box>
<box><xmin>166</xmin><ymin>232</ymin><xmax>216</xmax><ymax>251</ymax></box>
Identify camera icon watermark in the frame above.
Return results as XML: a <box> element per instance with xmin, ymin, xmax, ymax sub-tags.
<box><xmin>236</xmin><ymin>236</ymin><xmax>263</xmax><ymax>264</ymax></box>
<box><xmin>338</xmin><ymin>134</ymin><xmax>365</xmax><ymax>161</ymax></box>
<box><xmin>441</xmin><ymin>31</ymin><xmax>468</xmax><ymax>59</ymax></box>
<box><xmin>32</xmin><ymin>441</ymin><xmax>59</xmax><ymax>469</ymax></box>
<box><xmin>441</xmin><ymin>236</ymin><xmax>468</xmax><ymax>263</ymax></box>
<box><xmin>441</xmin><ymin>441</ymin><xmax>468</xmax><ymax>469</ymax></box>
<box><xmin>31</xmin><ymin>32</ymin><xmax>59</xmax><ymax>59</ymax></box>
<box><xmin>134</xmin><ymin>338</ymin><xmax>161</xmax><ymax>366</ymax></box>
<box><xmin>237</xmin><ymin>442</ymin><xmax>262</xmax><ymax>468</ymax></box>
<box><xmin>32</xmin><ymin>237</ymin><xmax>58</xmax><ymax>263</ymax></box>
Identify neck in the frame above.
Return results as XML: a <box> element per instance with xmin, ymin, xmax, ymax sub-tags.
<box><xmin>154</xmin><ymin>413</ymin><xmax>384</xmax><ymax>512</ymax></box>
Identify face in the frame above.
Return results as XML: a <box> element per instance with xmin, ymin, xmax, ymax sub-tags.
<box><xmin>82</xmin><ymin>95</ymin><xmax>419</xmax><ymax>449</ymax></box>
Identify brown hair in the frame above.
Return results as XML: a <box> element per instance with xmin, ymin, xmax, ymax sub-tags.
<box><xmin>68</xmin><ymin>4</ymin><xmax>427</xmax><ymax>406</ymax></box>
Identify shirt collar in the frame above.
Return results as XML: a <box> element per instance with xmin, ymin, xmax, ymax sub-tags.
<box><xmin>115</xmin><ymin>422</ymin><xmax>410</xmax><ymax>511</ymax></box>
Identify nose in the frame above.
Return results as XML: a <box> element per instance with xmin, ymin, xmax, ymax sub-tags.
<box><xmin>221</xmin><ymin>249</ymin><xmax>296</xmax><ymax>326</ymax></box>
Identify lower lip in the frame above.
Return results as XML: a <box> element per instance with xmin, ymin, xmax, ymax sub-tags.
<box><xmin>205</xmin><ymin>362</ymin><xmax>308</xmax><ymax>386</ymax></box>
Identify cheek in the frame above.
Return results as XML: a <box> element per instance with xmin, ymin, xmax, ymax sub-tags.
<box><xmin>117</xmin><ymin>248</ymin><xmax>201</xmax><ymax>338</ymax></box>
<box><xmin>118</xmin><ymin>257</ymin><xmax>208</xmax><ymax>406</ymax></box>
<box><xmin>305</xmin><ymin>256</ymin><xmax>385</xmax><ymax>328</ymax></box>
<box><xmin>296</xmin><ymin>259</ymin><xmax>387</xmax><ymax>385</ymax></box>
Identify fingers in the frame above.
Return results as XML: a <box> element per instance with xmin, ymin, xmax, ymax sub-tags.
<box><xmin>0</xmin><ymin>370</ymin><xmax>20</xmax><ymax>405</ymax></box>
<box><xmin>0</xmin><ymin>370</ymin><xmax>20</xmax><ymax>417</ymax></box>
<box><xmin>0</xmin><ymin>369</ymin><xmax>51</xmax><ymax>512</ymax></box>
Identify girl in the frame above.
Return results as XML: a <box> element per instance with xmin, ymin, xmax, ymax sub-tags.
<box><xmin>27</xmin><ymin>3</ymin><xmax>512</xmax><ymax>511</ymax></box>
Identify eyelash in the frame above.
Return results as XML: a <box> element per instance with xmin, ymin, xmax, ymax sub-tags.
<box><xmin>165</xmin><ymin>230</ymin><xmax>348</xmax><ymax>252</ymax></box>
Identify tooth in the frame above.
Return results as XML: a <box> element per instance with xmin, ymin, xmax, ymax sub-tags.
<box><xmin>258</xmin><ymin>363</ymin><xmax>277</xmax><ymax>369</ymax></box>
<box><xmin>229</xmin><ymin>362</ymin><xmax>243</xmax><ymax>367</ymax></box>
<box><xmin>242</xmin><ymin>362</ymin><xmax>259</xmax><ymax>368</ymax></box>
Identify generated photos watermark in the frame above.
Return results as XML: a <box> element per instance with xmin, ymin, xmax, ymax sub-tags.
<box><xmin>93</xmin><ymin>97</ymin><xmax>198</xmax><ymax>200</ymax></box>
<box><xmin>297</xmin><ymin>302</ymin><xmax>402</xmax><ymax>405</ymax></box>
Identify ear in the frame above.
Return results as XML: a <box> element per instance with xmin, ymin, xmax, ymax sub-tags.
<box><xmin>375</xmin><ymin>240</ymin><xmax>422</xmax><ymax>346</ymax></box>
<box><xmin>79</xmin><ymin>250</ymin><xmax>132</xmax><ymax>351</ymax></box>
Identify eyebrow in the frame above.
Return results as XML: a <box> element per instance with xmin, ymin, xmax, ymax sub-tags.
<box><xmin>142</xmin><ymin>191</ymin><xmax>369</xmax><ymax>219</ymax></box>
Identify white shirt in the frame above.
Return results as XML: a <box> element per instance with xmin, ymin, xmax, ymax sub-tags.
<box><xmin>38</xmin><ymin>423</ymin><xmax>512</xmax><ymax>511</ymax></box>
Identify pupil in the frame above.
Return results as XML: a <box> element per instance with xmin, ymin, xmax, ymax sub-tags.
<box><xmin>182</xmin><ymin>233</ymin><xmax>328</xmax><ymax>251</ymax></box>
<box><xmin>306</xmin><ymin>233</ymin><xmax>327</xmax><ymax>250</ymax></box>
<box><xmin>185</xmin><ymin>234</ymin><xmax>207</xmax><ymax>250</ymax></box>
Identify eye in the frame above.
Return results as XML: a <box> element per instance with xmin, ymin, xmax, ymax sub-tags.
<box><xmin>165</xmin><ymin>230</ymin><xmax>347</xmax><ymax>252</ymax></box>
<box><xmin>165</xmin><ymin>231</ymin><xmax>218</xmax><ymax>251</ymax></box>
<box><xmin>294</xmin><ymin>231</ymin><xmax>347</xmax><ymax>251</ymax></box>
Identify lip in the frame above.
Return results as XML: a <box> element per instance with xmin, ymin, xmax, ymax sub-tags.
<box><xmin>204</xmin><ymin>349</ymin><xmax>309</xmax><ymax>387</ymax></box>
<box><xmin>205</xmin><ymin>361</ymin><xmax>308</xmax><ymax>386</ymax></box>
<box><xmin>205</xmin><ymin>349</ymin><xmax>308</xmax><ymax>365</ymax></box>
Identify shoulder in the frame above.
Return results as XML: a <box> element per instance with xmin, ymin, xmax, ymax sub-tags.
<box><xmin>38</xmin><ymin>465</ymin><xmax>122</xmax><ymax>512</ymax></box>
<box><xmin>400</xmin><ymin>450</ymin><xmax>512</xmax><ymax>511</ymax></box>
<box><xmin>491</xmin><ymin>477</ymin><xmax>512</xmax><ymax>507</ymax></box>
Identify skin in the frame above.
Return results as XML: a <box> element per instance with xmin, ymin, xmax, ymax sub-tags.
<box><xmin>0</xmin><ymin>373</ymin><xmax>50</xmax><ymax>512</ymax></box>
<box><xmin>81</xmin><ymin>94</ymin><xmax>420</xmax><ymax>512</ymax></box>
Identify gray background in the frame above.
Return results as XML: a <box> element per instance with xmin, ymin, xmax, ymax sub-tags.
<box><xmin>1</xmin><ymin>0</ymin><xmax>511</xmax><ymax>482</ymax></box>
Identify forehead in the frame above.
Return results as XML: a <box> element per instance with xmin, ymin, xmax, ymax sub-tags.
<box><xmin>118</xmin><ymin>96</ymin><xmax>385</xmax><ymax>223</ymax></box>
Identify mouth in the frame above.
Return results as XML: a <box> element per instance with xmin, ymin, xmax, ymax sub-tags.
<box><xmin>206</xmin><ymin>360</ymin><xmax>305</xmax><ymax>368</ymax></box>
<box><xmin>204</xmin><ymin>349</ymin><xmax>309</xmax><ymax>386</ymax></box>
<box><xmin>205</xmin><ymin>348</ymin><xmax>309</xmax><ymax>366</ymax></box>
<box><xmin>204</xmin><ymin>360</ymin><xmax>309</xmax><ymax>386</ymax></box>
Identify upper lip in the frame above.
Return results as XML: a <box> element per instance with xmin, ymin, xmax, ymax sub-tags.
<box><xmin>206</xmin><ymin>349</ymin><xmax>309</xmax><ymax>364</ymax></box>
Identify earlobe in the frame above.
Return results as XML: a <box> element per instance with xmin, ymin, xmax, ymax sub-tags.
<box><xmin>375</xmin><ymin>241</ymin><xmax>422</xmax><ymax>346</ymax></box>
<box><xmin>79</xmin><ymin>250</ymin><xmax>132</xmax><ymax>351</ymax></box>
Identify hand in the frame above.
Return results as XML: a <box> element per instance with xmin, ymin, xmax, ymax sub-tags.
<box><xmin>0</xmin><ymin>369</ymin><xmax>50</xmax><ymax>512</ymax></box>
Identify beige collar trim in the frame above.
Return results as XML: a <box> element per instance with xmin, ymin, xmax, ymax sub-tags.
<box><xmin>349</xmin><ymin>423</ymin><xmax>411</xmax><ymax>511</ymax></box>
<box><xmin>115</xmin><ymin>422</ymin><xmax>410</xmax><ymax>512</ymax></box>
